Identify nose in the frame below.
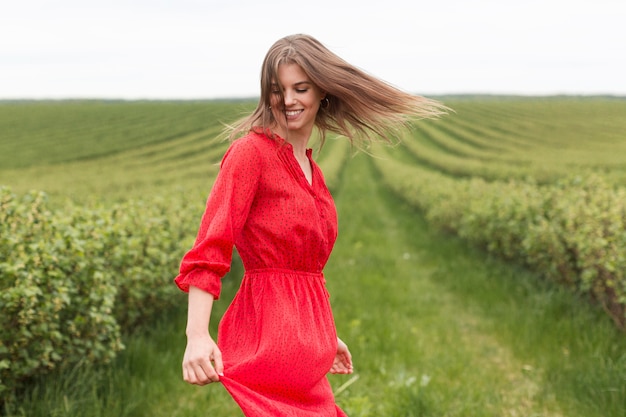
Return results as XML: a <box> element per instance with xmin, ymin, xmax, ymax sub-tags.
<box><xmin>283</xmin><ymin>90</ymin><xmax>296</xmax><ymax>106</ymax></box>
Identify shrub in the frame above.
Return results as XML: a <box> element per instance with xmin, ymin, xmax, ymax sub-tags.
<box><xmin>372</xmin><ymin>151</ymin><xmax>626</xmax><ymax>329</ymax></box>
<box><xmin>0</xmin><ymin>187</ymin><xmax>202</xmax><ymax>399</ymax></box>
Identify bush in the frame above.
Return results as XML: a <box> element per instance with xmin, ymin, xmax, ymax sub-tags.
<box><xmin>372</xmin><ymin>150</ymin><xmax>626</xmax><ymax>329</ymax></box>
<box><xmin>0</xmin><ymin>187</ymin><xmax>201</xmax><ymax>399</ymax></box>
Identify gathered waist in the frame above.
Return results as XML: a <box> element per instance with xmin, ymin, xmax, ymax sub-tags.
<box><xmin>245</xmin><ymin>268</ymin><xmax>324</xmax><ymax>278</ymax></box>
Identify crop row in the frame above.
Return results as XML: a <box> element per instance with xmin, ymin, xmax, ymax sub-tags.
<box><xmin>1</xmin><ymin>127</ymin><xmax>230</xmax><ymax>204</ymax></box>
<box><xmin>420</xmin><ymin>98</ymin><xmax>626</xmax><ymax>182</ymax></box>
<box><xmin>0</xmin><ymin>101</ymin><xmax>251</xmax><ymax>170</ymax></box>
<box><xmin>395</xmin><ymin>126</ymin><xmax>562</xmax><ymax>183</ymax></box>
<box><xmin>314</xmin><ymin>136</ymin><xmax>352</xmax><ymax>192</ymax></box>
<box><xmin>372</xmin><ymin>143</ymin><xmax>626</xmax><ymax>329</ymax></box>
<box><xmin>0</xmin><ymin>186</ymin><xmax>207</xmax><ymax>400</ymax></box>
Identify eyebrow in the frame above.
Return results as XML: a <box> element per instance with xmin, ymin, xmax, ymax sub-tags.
<box><xmin>271</xmin><ymin>81</ymin><xmax>312</xmax><ymax>88</ymax></box>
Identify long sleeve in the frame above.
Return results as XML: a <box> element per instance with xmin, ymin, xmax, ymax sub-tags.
<box><xmin>174</xmin><ymin>137</ymin><xmax>262</xmax><ymax>299</ymax></box>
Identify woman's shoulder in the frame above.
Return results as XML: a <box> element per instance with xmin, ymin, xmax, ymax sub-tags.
<box><xmin>229</xmin><ymin>130</ymin><xmax>276</xmax><ymax>153</ymax></box>
<box><xmin>221</xmin><ymin>131</ymin><xmax>275</xmax><ymax>166</ymax></box>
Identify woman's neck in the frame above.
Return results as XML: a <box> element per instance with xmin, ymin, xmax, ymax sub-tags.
<box><xmin>288</xmin><ymin>136</ymin><xmax>309</xmax><ymax>158</ymax></box>
<box><xmin>273</xmin><ymin>125</ymin><xmax>311</xmax><ymax>157</ymax></box>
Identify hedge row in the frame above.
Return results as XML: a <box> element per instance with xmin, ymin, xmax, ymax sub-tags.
<box><xmin>316</xmin><ymin>137</ymin><xmax>351</xmax><ymax>192</ymax></box>
<box><xmin>372</xmin><ymin>146</ymin><xmax>626</xmax><ymax>329</ymax></box>
<box><xmin>0</xmin><ymin>187</ymin><xmax>202</xmax><ymax>399</ymax></box>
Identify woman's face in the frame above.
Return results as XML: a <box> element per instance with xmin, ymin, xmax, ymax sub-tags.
<box><xmin>270</xmin><ymin>63</ymin><xmax>324</xmax><ymax>139</ymax></box>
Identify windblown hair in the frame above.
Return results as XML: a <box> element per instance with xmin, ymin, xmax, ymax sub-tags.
<box><xmin>228</xmin><ymin>34</ymin><xmax>449</xmax><ymax>144</ymax></box>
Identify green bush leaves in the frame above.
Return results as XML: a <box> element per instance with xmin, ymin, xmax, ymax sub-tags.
<box><xmin>0</xmin><ymin>187</ymin><xmax>200</xmax><ymax>398</ymax></box>
<box><xmin>373</xmin><ymin>148</ymin><xmax>626</xmax><ymax>330</ymax></box>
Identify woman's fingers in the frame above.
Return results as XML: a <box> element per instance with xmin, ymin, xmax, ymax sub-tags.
<box><xmin>183</xmin><ymin>357</ymin><xmax>219</xmax><ymax>385</ymax></box>
<box><xmin>330</xmin><ymin>353</ymin><xmax>354</xmax><ymax>374</ymax></box>
<box><xmin>182</xmin><ymin>335</ymin><xmax>223</xmax><ymax>385</ymax></box>
<box><xmin>330</xmin><ymin>337</ymin><xmax>353</xmax><ymax>374</ymax></box>
<box><xmin>212</xmin><ymin>347</ymin><xmax>225</xmax><ymax>377</ymax></box>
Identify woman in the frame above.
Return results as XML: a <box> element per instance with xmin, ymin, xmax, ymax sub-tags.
<box><xmin>175</xmin><ymin>34</ymin><xmax>447</xmax><ymax>416</ymax></box>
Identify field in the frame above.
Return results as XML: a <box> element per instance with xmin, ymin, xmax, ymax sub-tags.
<box><xmin>1</xmin><ymin>98</ymin><xmax>625</xmax><ymax>416</ymax></box>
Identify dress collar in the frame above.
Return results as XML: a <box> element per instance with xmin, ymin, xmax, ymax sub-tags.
<box><xmin>253</xmin><ymin>127</ymin><xmax>312</xmax><ymax>157</ymax></box>
<box><xmin>252</xmin><ymin>129</ymin><xmax>314</xmax><ymax>188</ymax></box>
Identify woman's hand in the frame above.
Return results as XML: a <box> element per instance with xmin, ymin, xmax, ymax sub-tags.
<box><xmin>182</xmin><ymin>333</ymin><xmax>224</xmax><ymax>385</ymax></box>
<box><xmin>330</xmin><ymin>337</ymin><xmax>353</xmax><ymax>374</ymax></box>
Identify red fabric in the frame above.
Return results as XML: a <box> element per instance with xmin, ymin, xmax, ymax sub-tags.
<box><xmin>175</xmin><ymin>131</ymin><xmax>347</xmax><ymax>416</ymax></box>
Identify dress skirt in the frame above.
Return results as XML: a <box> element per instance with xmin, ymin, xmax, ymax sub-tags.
<box><xmin>218</xmin><ymin>269</ymin><xmax>347</xmax><ymax>417</ymax></box>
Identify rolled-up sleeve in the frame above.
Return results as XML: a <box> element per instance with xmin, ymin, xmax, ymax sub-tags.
<box><xmin>174</xmin><ymin>137</ymin><xmax>262</xmax><ymax>299</ymax></box>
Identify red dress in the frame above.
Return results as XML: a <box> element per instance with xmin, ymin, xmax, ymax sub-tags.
<box><xmin>175</xmin><ymin>131</ymin><xmax>348</xmax><ymax>417</ymax></box>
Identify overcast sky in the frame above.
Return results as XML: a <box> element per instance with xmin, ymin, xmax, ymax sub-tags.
<box><xmin>1</xmin><ymin>0</ymin><xmax>625</xmax><ymax>99</ymax></box>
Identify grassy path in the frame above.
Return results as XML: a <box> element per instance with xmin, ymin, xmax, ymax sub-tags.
<box><xmin>327</xmin><ymin>154</ymin><xmax>561</xmax><ymax>416</ymax></box>
<box><xmin>326</xmin><ymin>153</ymin><xmax>624</xmax><ymax>416</ymax></box>
<box><xmin>7</xmin><ymin>152</ymin><xmax>624</xmax><ymax>417</ymax></box>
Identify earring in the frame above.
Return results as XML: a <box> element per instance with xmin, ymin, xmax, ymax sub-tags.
<box><xmin>321</xmin><ymin>97</ymin><xmax>330</xmax><ymax>109</ymax></box>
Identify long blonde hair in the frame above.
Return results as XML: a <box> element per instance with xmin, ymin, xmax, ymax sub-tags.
<box><xmin>228</xmin><ymin>34</ymin><xmax>448</xmax><ymax>145</ymax></box>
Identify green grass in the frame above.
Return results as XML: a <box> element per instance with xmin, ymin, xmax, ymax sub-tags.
<box><xmin>327</xmin><ymin>154</ymin><xmax>626</xmax><ymax>416</ymax></box>
<box><xmin>2</xmin><ymin>99</ymin><xmax>625</xmax><ymax>416</ymax></box>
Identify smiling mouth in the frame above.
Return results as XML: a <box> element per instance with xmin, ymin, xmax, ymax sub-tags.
<box><xmin>285</xmin><ymin>110</ymin><xmax>303</xmax><ymax>117</ymax></box>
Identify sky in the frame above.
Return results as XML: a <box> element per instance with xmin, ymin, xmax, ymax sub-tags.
<box><xmin>1</xmin><ymin>0</ymin><xmax>625</xmax><ymax>99</ymax></box>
